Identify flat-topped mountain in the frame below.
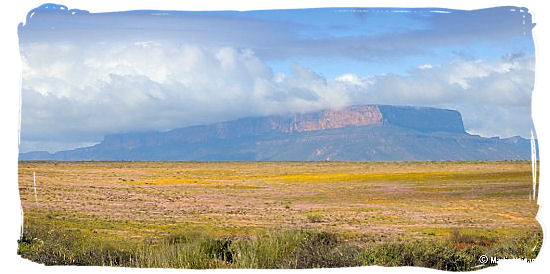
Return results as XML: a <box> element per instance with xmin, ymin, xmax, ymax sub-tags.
<box><xmin>19</xmin><ymin>105</ymin><xmax>532</xmax><ymax>161</ymax></box>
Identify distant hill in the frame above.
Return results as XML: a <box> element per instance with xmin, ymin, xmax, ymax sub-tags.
<box><xmin>19</xmin><ymin>105</ymin><xmax>533</xmax><ymax>161</ymax></box>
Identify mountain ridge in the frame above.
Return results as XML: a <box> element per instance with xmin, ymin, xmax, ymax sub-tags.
<box><xmin>19</xmin><ymin>105</ymin><xmax>533</xmax><ymax>161</ymax></box>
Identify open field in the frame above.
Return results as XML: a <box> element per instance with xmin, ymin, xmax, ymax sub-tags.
<box><xmin>18</xmin><ymin>161</ymin><xmax>541</xmax><ymax>270</ymax></box>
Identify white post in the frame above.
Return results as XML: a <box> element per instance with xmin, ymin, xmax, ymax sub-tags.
<box><xmin>33</xmin><ymin>171</ymin><xmax>38</xmax><ymax>207</ymax></box>
<box><xmin>531</xmin><ymin>130</ymin><xmax>537</xmax><ymax>201</ymax></box>
<box><xmin>20</xmin><ymin>206</ymin><xmax>24</xmax><ymax>238</ymax></box>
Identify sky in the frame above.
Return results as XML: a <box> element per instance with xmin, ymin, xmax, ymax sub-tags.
<box><xmin>18</xmin><ymin>4</ymin><xmax>536</xmax><ymax>153</ymax></box>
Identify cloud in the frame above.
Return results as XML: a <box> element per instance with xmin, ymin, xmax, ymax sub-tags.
<box><xmin>417</xmin><ymin>64</ymin><xmax>433</xmax><ymax>70</ymax></box>
<box><xmin>334</xmin><ymin>73</ymin><xmax>371</xmax><ymax>86</ymax></box>
<box><xmin>19</xmin><ymin>6</ymin><xmax>534</xmax><ymax>62</ymax></box>
<box><xmin>20</xmin><ymin>39</ymin><xmax>535</xmax><ymax>153</ymax></box>
<box><xmin>348</xmin><ymin>56</ymin><xmax>535</xmax><ymax>138</ymax></box>
<box><xmin>20</xmin><ymin>42</ymin><xmax>355</xmax><ymax>152</ymax></box>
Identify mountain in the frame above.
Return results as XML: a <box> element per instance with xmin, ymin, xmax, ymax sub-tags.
<box><xmin>19</xmin><ymin>105</ymin><xmax>533</xmax><ymax>161</ymax></box>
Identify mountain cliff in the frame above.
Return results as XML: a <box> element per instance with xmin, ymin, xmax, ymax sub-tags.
<box><xmin>19</xmin><ymin>105</ymin><xmax>532</xmax><ymax>161</ymax></box>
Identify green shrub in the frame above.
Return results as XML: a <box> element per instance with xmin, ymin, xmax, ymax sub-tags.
<box><xmin>448</xmin><ymin>230</ymin><xmax>494</xmax><ymax>247</ymax></box>
<box><xmin>360</xmin><ymin>241</ymin><xmax>482</xmax><ymax>271</ymax></box>
<box><xmin>230</xmin><ymin>230</ymin><xmax>307</xmax><ymax>268</ymax></box>
<box><xmin>486</xmin><ymin>232</ymin><xmax>542</xmax><ymax>260</ymax></box>
<box><xmin>200</xmin><ymin>238</ymin><xmax>233</xmax><ymax>263</ymax></box>
<box><xmin>306</xmin><ymin>213</ymin><xmax>324</xmax><ymax>223</ymax></box>
<box><xmin>282</xmin><ymin>231</ymin><xmax>361</xmax><ymax>268</ymax></box>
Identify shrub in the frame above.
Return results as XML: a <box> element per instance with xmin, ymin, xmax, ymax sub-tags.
<box><xmin>283</xmin><ymin>231</ymin><xmax>361</xmax><ymax>268</ymax></box>
<box><xmin>448</xmin><ymin>230</ymin><xmax>494</xmax><ymax>247</ymax></box>
<box><xmin>486</xmin><ymin>232</ymin><xmax>542</xmax><ymax>261</ymax></box>
<box><xmin>360</xmin><ymin>241</ymin><xmax>483</xmax><ymax>271</ymax></box>
<box><xmin>200</xmin><ymin>238</ymin><xmax>233</xmax><ymax>263</ymax></box>
<box><xmin>230</xmin><ymin>230</ymin><xmax>307</xmax><ymax>268</ymax></box>
<box><xmin>306</xmin><ymin>213</ymin><xmax>324</xmax><ymax>223</ymax></box>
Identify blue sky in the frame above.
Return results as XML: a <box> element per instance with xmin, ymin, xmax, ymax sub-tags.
<box><xmin>18</xmin><ymin>4</ymin><xmax>536</xmax><ymax>152</ymax></box>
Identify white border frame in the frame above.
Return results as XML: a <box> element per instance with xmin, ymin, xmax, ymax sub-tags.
<box><xmin>2</xmin><ymin>1</ymin><xmax>548</xmax><ymax>273</ymax></box>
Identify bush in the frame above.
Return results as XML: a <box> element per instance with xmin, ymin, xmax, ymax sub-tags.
<box><xmin>17</xmin><ymin>225</ymin><xmax>135</xmax><ymax>266</ymax></box>
<box><xmin>486</xmin><ymin>232</ymin><xmax>542</xmax><ymax>260</ymax></box>
<box><xmin>306</xmin><ymin>213</ymin><xmax>324</xmax><ymax>223</ymax></box>
<box><xmin>200</xmin><ymin>239</ymin><xmax>233</xmax><ymax>263</ymax></box>
<box><xmin>230</xmin><ymin>230</ymin><xmax>307</xmax><ymax>268</ymax></box>
<box><xmin>283</xmin><ymin>231</ymin><xmax>361</xmax><ymax>268</ymax></box>
<box><xmin>448</xmin><ymin>230</ymin><xmax>494</xmax><ymax>247</ymax></box>
<box><xmin>360</xmin><ymin>241</ymin><xmax>482</xmax><ymax>271</ymax></box>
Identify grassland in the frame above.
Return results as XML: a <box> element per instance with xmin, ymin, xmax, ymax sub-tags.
<box><xmin>17</xmin><ymin>161</ymin><xmax>542</xmax><ymax>270</ymax></box>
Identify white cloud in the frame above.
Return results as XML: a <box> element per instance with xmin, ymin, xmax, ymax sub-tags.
<box><xmin>19</xmin><ymin>41</ymin><xmax>535</xmax><ymax>152</ymax></box>
<box><xmin>334</xmin><ymin>73</ymin><xmax>369</xmax><ymax>86</ymax></box>
<box><xmin>417</xmin><ymin>64</ymin><xmax>433</xmax><ymax>70</ymax></box>
<box><xmin>446</xmin><ymin>60</ymin><xmax>491</xmax><ymax>89</ymax></box>
<box><xmin>20</xmin><ymin>42</ymin><xmax>353</xmax><ymax>152</ymax></box>
<box><xmin>361</xmin><ymin>57</ymin><xmax>535</xmax><ymax>137</ymax></box>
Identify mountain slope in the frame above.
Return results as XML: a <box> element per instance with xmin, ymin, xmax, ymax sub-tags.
<box><xmin>19</xmin><ymin>105</ymin><xmax>533</xmax><ymax>161</ymax></box>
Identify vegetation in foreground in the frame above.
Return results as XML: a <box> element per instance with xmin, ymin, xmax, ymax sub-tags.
<box><xmin>18</xmin><ymin>223</ymin><xmax>541</xmax><ymax>270</ymax></box>
<box><xmin>17</xmin><ymin>161</ymin><xmax>542</xmax><ymax>270</ymax></box>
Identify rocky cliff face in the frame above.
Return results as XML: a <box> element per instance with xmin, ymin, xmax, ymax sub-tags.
<box><xmin>99</xmin><ymin>105</ymin><xmax>463</xmax><ymax>151</ymax></box>
<box><xmin>378</xmin><ymin>105</ymin><xmax>465</xmax><ymax>133</ymax></box>
<box><xmin>210</xmin><ymin>104</ymin><xmax>463</xmax><ymax>135</ymax></box>
<box><xmin>282</xmin><ymin>105</ymin><xmax>383</xmax><ymax>133</ymax></box>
